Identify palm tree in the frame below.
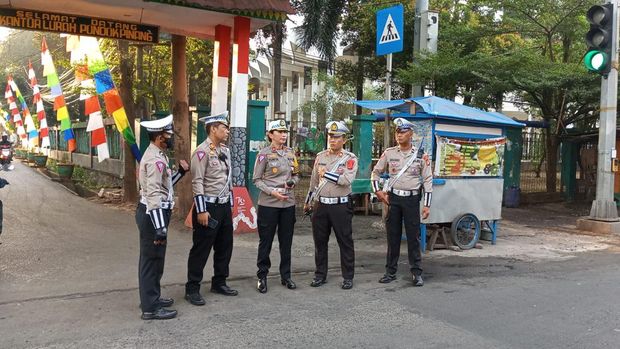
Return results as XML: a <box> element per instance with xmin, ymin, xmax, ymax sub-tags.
<box><xmin>292</xmin><ymin>0</ymin><xmax>347</xmax><ymax>69</ymax></box>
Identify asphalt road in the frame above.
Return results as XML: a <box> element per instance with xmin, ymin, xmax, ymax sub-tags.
<box><xmin>1</xmin><ymin>162</ymin><xmax>619</xmax><ymax>348</ymax></box>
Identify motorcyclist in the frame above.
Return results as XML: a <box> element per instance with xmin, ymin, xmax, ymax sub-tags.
<box><xmin>0</xmin><ymin>134</ymin><xmax>13</xmax><ymax>162</ymax></box>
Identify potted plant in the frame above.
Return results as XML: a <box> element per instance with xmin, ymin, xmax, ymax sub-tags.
<box><xmin>26</xmin><ymin>151</ymin><xmax>35</xmax><ymax>163</ymax></box>
<box><xmin>14</xmin><ymin>148</ymin><xmax>24</xmax><ymax>159</ymax></box>
<box><xmin>33</xmin><ymin>153</ymin><xmax>48</xmax><ymax>168</ymax></box>
<box><xmin>56</xmin><ymin>162</ymin><xmax>75</xmax><ymax>179</ymax></box>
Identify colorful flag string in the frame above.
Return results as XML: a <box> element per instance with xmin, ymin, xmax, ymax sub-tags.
<box><xmin>5</xmin><ymin>79</ymin><xmax>27</xmax><ymax>146</ymax></box>
<box><xmin>28</xmin><ymin>61</ymin><xmax>50</xmax><ymax>148</ymax></box>
<box><xmin>70</xmin><ymin>35</ymin><xmax>141</xmax><ymax>162</ymax></box>
<box><xmin>41</xmin><ymin>36</ymin><xmax>76</xmax><ymax>152</ymax></box>
<box><xmin>66</xmin><ymin>35</ymin><xmax>110</xmax><ymax>162</ymax></box>
<box><xmin>8</xmin><ymin>76</ymin><xmax>39</xmax><ymax>148</ymax></box>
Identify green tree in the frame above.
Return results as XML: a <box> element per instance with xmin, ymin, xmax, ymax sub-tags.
<box><xmin>399</xmin><ymin>0</ymin><xmax>601</xmax><ymax>193</ymax></box>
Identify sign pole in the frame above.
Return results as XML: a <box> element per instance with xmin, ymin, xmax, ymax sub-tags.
<box><xmin>376</xmin><ymin>4</ymin><xmax>404</xmax><ymax>221</ymax></box>
<box><xmin>384</xmin><ymin>53</ymin><xmax>392</xmax><ymax>150</ymax></box>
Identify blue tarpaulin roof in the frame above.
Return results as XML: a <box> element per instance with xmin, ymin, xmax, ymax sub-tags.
<box><xmin>353</xmin><ymin>96</ymin><xmax>524</xmax><ymax>128</ymax></box>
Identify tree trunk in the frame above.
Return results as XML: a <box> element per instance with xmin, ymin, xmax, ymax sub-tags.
<box><xmin>272</xmin><ymin>22</ymin><xmax>283</xmax><ymax>117</ymax></box>
<box><xmin>189</xmin><ymin>78</ymin><xmax>197</xmax><ymax>108</ymax></box>
<box><xmin>136</xmin><ymin>45</ymin><xmax>149</xmax><ymax>120</ymax></box>
<box><xmin>171</xmin><ymin>35</ymin><xmax>192</xmax><ymax>220</ymax></box>
<box><xmin>117</xmin><ymin>40</ymin><xmax>138</xmax><ymax>203</ymax></box>
<box><xmin>544</xmin><ymin>128</ymin><xmax>559</xmax><ymax>193</ymax></box>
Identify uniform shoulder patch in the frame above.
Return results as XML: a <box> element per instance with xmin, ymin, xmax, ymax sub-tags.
<box><xmin>155</xmin><ymin>161</ymin><xmax>166</xmax><ymax>173</ymax></box>
<box><xmin>258</xmin><ymin>154</ymin><xmax>266</xmax><ymax>162</ymax></box>
<box><xmin>196</xmin><ymin>150</ymin><xmax>206</xmax><ymax>161</ymax></box>
<box><xmin>346</xmin><ymin>158</ymin><xmax>356</xmax><ymax>170</ymax></box>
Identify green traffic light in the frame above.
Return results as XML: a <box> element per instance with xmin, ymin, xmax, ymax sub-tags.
<box><xmin>584</xmin><ymin>50</ymin><xmax>609</xmax><ymax>72</ymax></box>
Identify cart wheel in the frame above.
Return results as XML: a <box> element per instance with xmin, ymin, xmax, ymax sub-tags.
<box><xmin>450</xmin><ymin>213</ymin><xmax>481</xmax><ymax>250</ymax></box>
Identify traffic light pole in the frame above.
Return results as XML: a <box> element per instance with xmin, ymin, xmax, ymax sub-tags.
<box><xmin>590</xmin><ymin>0</ymin><xmax>619</xmax><ymax>221</ymax></box>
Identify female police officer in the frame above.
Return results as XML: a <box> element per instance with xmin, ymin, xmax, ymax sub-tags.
<box><xmin>252</xmin><ymin>119</ymin><xmax>300</xmax><ymax>293</ymax></box>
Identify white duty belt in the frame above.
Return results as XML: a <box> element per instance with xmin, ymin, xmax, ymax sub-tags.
<box><xmin>319</xmin><ymin>196</ymin><xmax>349</xmax><ymax>205</ymax></box>
<box><xmin>204</xmin><ymin>195</ymin><xmax>230</xmax><ymax>204</ymax></box>
<box><xmin>390</xmin><ymin>189</ymin><xmax>419</xmax><ymax>197</ymax></box>
<box><xmin>140</xmin><ymin>197</ymin><xmax>174</xmax><ymax>209</ymax></box>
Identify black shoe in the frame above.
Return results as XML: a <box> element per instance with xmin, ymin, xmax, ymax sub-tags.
<box><xmin>257</xmin><ymin>278</ymin><xmax>268</xmax><ymax>293</ymax></box>
<box><xmin>185</xmin><ymin>292</ymin><xmax>206</xmax><ymax>306</ymax></box>
<box><xmin>379</xmin><ymin>274</ymin><xmax>397</xmax><ymax>284</ymax></box>
<box><xmin>341</xmin><ymin>279</ymin><xmax>353</xmax><ymax>290</ymax></box>
<box><xmin>413</xmin><ymin>274</ymin><xmax>424</xmax><ymax>287</ymax></box>
<box><xmin>158</xmin><ymin>297</ymin><xmax>174</xmax><ymax>308</ymax></box>
<box><xmin>281</xmin><ymin>278</ymin><xmax>297</xmax><ymax>289</ymax></box>
<box><xmin>141</xmin><ymin>308</ymin><xmax>177</xmax><ymax>320</ymax></box>
<box><xmin>211</xmin><ymin>284</ymin><xmax>239</xmax><ymax>296</ymax></box>
<box><xmin>310</xmin><ymin>278</ymin><xmax>326</xmax><ymax>287</ymax></box>
<box><xmin>139</xmin><ymin>297</ymin><xmax>174</xmax><ymax>309</ymax></box>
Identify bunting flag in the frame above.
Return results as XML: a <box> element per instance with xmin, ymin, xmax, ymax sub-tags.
<box><xmin>5</xmin><ymin>80</ymin><xmax>27</xmax><ymax>146</ymax></box>
<box><xmin>74</xmin><ymin>36</ymin><xmax>141</xmax><ymax>162</ymax></box>
<box><xmin>82</xmin><ymin>79</ymin><xmax>109</xmax><ymax>162</ymax></box>
<box><xmin>0</xmin><ymin>103</ymin><xmax>9</xmax><ymax>130</ymax></box>
<box><xmin>28</xmin><ymin>61</ymin><xmax>50</xmax><ymax>148</ymax></box>
<box><xmin>41</xmin><ymin>36</ymin><xmax>76</xmax><ymax>152</ymax></box>
<box><xmin>66</xmin><ymin>35</ymin><xmax>110</xmax><ymax>162</ymax></box>
<box><xmin>8</xmin><ymin>75</ymin><xmax>39</xmax><ymax>148</ymax></box>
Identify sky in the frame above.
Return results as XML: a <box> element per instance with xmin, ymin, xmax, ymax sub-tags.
<box><xmin>0</xmin><ymin>27</ymin><xmax>11</xmax><ymax>41</ymax></box>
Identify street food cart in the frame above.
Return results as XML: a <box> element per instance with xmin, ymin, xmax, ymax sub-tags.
<box><xmin>353</xmin><ymin>96</ymin><xmax>524</xmax><ymax>250</ymax></box>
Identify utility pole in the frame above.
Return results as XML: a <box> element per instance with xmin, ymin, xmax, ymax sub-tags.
<box><xmin>412</xmin><ymin>0</ymin><xmax>428</xmax><ymax>97</ymax></box>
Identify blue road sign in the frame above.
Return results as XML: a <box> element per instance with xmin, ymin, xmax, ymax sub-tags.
<box><xmin>376</xmin><ymin>4</ymin><xmax>404</xmax><ymax>56</ymax></box>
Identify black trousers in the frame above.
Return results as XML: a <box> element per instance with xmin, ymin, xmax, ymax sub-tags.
<box><xmin>256</xmin><ymin>205</ymin><xmax>296</xmax><ymax>279</ymax></box>
<box><xmin>385</xmin><ymin>193</ymin><xmax>422</xmax><ymax>276</ymax></box>
<box><xmin>136</xmin><ymin>203</ymin><xmax>171</xmax><ymax>313</ymax></box>
<box><xmin>185</xmin><ymin>202</ymin><xmax>233</xmax><ymax>294</ymax></box>
<box><xmin>311</xmin><ymin>201</ymin><xmax>355</xmax><ymax>280</ymax></box>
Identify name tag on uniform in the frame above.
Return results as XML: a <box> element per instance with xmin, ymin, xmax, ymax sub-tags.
<box><xmin>336</xmin><ymin>163</ymin><xmax>345</xmax><ymax>175</ymax></box>
<box><xmin>411</xmin><ymin>164</ymin><xmax>421</xmax><ymax>176</ymax></box>
<box><xmin>209</xmin><ymin>156</ymin><xmax>219</xmax><ymax>167</ymax></box>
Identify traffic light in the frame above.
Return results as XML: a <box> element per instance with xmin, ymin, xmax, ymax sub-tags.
<box><xmin>584</xmin><ymin>3</ymin><xmax>614</xmax><ymax>75</ymax></box>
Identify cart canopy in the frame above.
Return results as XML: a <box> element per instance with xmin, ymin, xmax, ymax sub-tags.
<box><xmin>353</xmin><ymin>96</ymin><xmax>524</xmax><ymax>128</ymax></box>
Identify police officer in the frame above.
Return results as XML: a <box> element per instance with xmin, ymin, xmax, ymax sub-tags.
<box><xmin>136</xmin><ymin>114</ymin><xmax>189</xmax><ymax>320</ymax></box>
<box><xmin>185</xmin><ymin>111</ymin><xmax>238</xmax><ymax>306</ymax></box>
<box><xmin>372</xmin><ymin>118</ymin><xmax>432</xmax><ymax>287</ymax></box>
<box><xmin>304</xmin><ymin>121</ymin><xmax>358</xmax><ymax>290</ymax></box>
<box><xmin>252</xmin><ymin>119</ymin><xmax>300</xmax><ymax>293</ymax></box>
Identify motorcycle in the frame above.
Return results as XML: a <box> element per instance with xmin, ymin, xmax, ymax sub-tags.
<box><xmin>0</xmin><ymin>143</ymin><xmax>14</xmax><ymax>171</ymax></box>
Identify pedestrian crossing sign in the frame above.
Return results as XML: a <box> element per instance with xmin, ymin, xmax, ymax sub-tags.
<box><xmin>376</xmin><ymin>4</ymin><xmax>404</xmax><ymax>56</ymax></box>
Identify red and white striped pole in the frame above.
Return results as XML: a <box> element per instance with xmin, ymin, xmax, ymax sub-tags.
<box><xmin>211</xmin><ymin>25</ymin><xmax>231</xmax><ymax>115</ymax></box>
<box><xmin>231</xmin><ymin>16</ymin><xmax>250</xmax><ymax>130</ymax></box>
